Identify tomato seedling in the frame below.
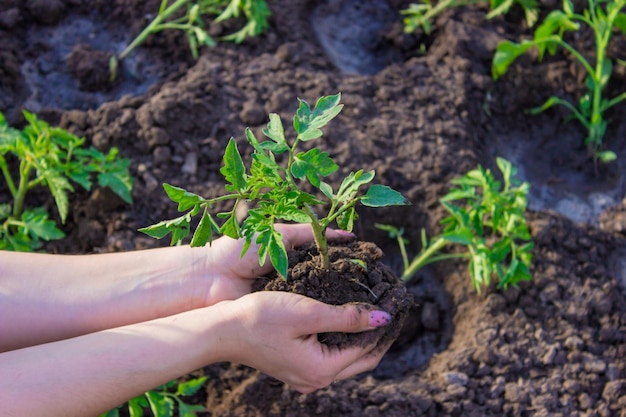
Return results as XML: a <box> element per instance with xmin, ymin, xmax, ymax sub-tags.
<box><xmin>402</xmin><ymin>0</ymin><xmax>539</xmax><ymax>35</ymax></box>
<box><xmin>0</xmin><ymin>111</ymin><xmax>133</xmax><ymax>251</ymax></box>
<box><xmin>140</xmin><ymin>93</ymin><xmax>408</xmax><ymax>279</ymax></box>
<box><xmin>110</xmin><ymin>0</ymin><xmax>271</xmax><ymax>79</ymax></box>
<box><xmin>492</xmin><ymin>0</ymin><xmax>626</xmax><ymax>165</ymax></box>
<box><xmin>100</xmin><ymin>376</ymin><xmax>207</xmax><ymax>417</ymax></box>
<box><xmin>378</xmin><ymin>157</ymin><xmax>533</xmax><ymax>293</ymax></box>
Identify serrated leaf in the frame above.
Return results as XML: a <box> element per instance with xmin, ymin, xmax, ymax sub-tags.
<box><xmin>294</xmin><ymin>94</ymin><xmax>343</xmax><ymax>141</ymax></box>
<box><xmin>42</xmin><ymin>170</ymin><xmax>73</xmax><ymax>223</ymax></box>
<box><xmin>336</xmin><ymin>170</ymin><xmax>375</xmax><ymax>203</ymax></box>
<box><xmin>22</xmin><ymin>208</ymin><xmax>65</xmax><ymax>240</ymax></box>
<box><xmin>220</xmin><ymin>213</ymin><xmax>240</xmax><ymax>239</ymax></box>
<box><xmin>269</xmin><ymin>228</ymin><xmax>288</xmax><ymax>279</ymax></box>
<box><xmin>337</xmin><ymin>207</ymin><xmax>356</xmax><ymax>232</ymax></box>
<box><xmin>98</xmin><ymin>171</ymin><xmax>133</xmax><ymax>204</ymax></box>
<box><xmin>179</xmin><ymin>402</ymin><xmax>207</xmax><ymax>417</ymax></box>
<box><xmin>319</xmin><ymin>181</ymin><xmax>334</xmax><ymax>199</ymax></box>
<box><xmin>492</xmin><ymin>40</ymin><xmax>534</xmax><ymax>79</ymax></box>
<box><xmin>163</xmin><ymin>183</ymin><xmax>204</xmax><ymax>212</ymax></box>
<box><xmin>262</xmin><ymin>113</ymin><xmax>287</xmax><ymax>146</ymax></box>
<box><xmin>128</xmin><ymin>396</ymin><xmax>148</xmax><ymax>417</ymax></box>
<box><xmin>220</xmin><ymin>138</ymin><xmax>248</xmax><ymax>193</ymax></box>
<box><xmin>291</xmin><ymin>148</ymin><xmax>338</xmax><ymax>187</ymax></box>
<box><xmin>442</xmin><ymin>229</ymin><xmax>474</xmax><ymax>245</ymax></box>
<box><xmin>146</xmin><ymin>391</ymin><xmax>174</xmax><ymax>417</ymax></box>
<box><xmin>361</xmin><ymin>185</ymin><xmax>407</xmax><ymax>207</ymax></box>
<box><xmin>176</xmin><ymin>376</ymin><xmax>208</xmax><ymax>396</ymax></box>
<box><xmin>190</xmin><ymin>209</ymin><xmax>215</xmax><ymax>247</ymax></box>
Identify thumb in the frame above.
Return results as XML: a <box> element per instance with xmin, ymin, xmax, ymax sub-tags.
<box><xmin>310</xmin><ymin>303</ymin><xmax>392</xmax><ymax>334</ymax></box>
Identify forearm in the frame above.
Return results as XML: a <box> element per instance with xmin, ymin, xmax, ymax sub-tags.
<box><xmin>0</xmin><ymin>246</ymin><xmax>212</xmax><ymax>351</ymax></box>
<box><xmin>0</xmin><ymin>305</ymin><xmax>229</xmax><ymax>417</ymax></box>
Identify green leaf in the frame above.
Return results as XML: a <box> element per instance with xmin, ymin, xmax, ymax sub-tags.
<box><xmin>220</xmin><ymin>138</ymin><xmax>248</xmax><ymax>193</ymax></box>
<box><xmin>361</xmin><ymin>185</ymin><xmax>407</xmax><ymax>207</ymax></box>
<box><xmin>442</xmin><ymin>229</ymin><xmax>474</xmax><ymax>245</ymax></box>
<box><xmin>294</xmin><ymin>93</ymin><xmax>343</xmax><ymax>141</ymax></box>
<box><xmin>597</xmin><ymin>150</ymin><xmax>617</xmax><ymax>163</ymax></box>
<box><xmin>163</xmin><ymin>183</ymin><xmax>204</xmax><ymax>212</ymax></box>
<box><xmin>139</xmin><ymin>214</ymin><xmax>192</xmax><ymax>245</ymax></box>
<box><xmin>22</xmin><ymin>208</ymin><xmax>65</xmax><ymax>240</ymax></box>
<box><xmin>336</xmin><ymin>170</ymin><xmax>375</xmax><ymax>203</ymax></box>
<box><xmin>337</xmin><ymin>207</ymin><xmax>357</xmax><ymax>232</ymax></box>
<box><xmin>145</xmin><ymin>391</ymin><xmax>174</xmax><ymax>417</ymax></box>
<box><xmin>492</xmin><ymin>40</ymin><xmax>534</xmax><ymax>79</ymax></box>
<box><xmin>179</xmin><ymin>402</ymin><xmax>207</xmax><ymax>417</ymax></box>
<box><xmin>291</xmin><ymin>148</ymin><xmax>338</xmax><ymax>187</ymax></box>
<box><xmin>269</xmin><ymin>228</ymin><xmax>289</xmax><ymax>280</ymax></box>
<box><xmin>190</xmin><ymin>209</ymin><xmax>216</xmax><ymax>247</ymax></box>
<box><xmin>319</xmin><ymin>181</ymin><xmax>334</xmax><ymax>200</ymax></box>
<box><xmin>42</xmin><ymin>170</ymin><xmax>73</xmax><ymax>223</ymax></box>
<box><xmin>176</xmin><ymin>376</ymin><xmax>208</xmax><ymax>396</ymax></box>
<box><xmin>220</xmin><ymin>213</ymin><xmax>241</xmax><ymax>239</ymax></box>
<box><xmin>563</xmin><ymin>0</ymin><xmax>574</xmax><ymax>16</ymax></box>
<box><xmin>97</xmin><ymin>171</ymin><xmax>133</xmax><ymax>204</ymax></box>
<box><xmin>615</xmin><ymin>13</ymin><xmax>626</xmax><ymax>34</ymax></box>
<box><xmin>262</xmin><ymin>113</ymin><xmax>288</xmax><ymax>153</ymax></box>
<box><xmin>128</xmin><ymin>396</ymin><xmax>149</xmax><ymax>417</ymax></box>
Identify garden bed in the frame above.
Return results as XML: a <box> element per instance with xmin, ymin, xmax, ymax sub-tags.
<box><xmin>1</xmin><ymin>0</ymin><xmax>626</xmax><ymax>415</ymax></box>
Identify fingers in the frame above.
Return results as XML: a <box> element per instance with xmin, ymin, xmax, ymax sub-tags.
<box><xmin>307</xmin><ymin>302</ymin><xmax>392</xmax><ymax>334</ymax></box>
<box><xmin>333</xmin><ymin>340</ymin><xmax>393</xmax><ymax>381</ymax></box>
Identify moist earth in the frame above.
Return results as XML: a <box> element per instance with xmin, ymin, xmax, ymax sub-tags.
<box><xmin>1</xmin><ymin>0</ymin><xmax>626</xmax><ymax>416</ymax></box>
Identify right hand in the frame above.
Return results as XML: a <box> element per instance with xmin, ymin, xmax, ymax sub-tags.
<box><xmin>217</xmin><ymin>291</ymin><xmax>392</xmax><ymax>393</ymax></box>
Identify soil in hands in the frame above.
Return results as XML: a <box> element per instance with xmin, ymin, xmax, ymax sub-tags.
<box><xmin>253</xmin><ymin>240</ymin><xmax>415</xmax><ymax>349</ymax></box>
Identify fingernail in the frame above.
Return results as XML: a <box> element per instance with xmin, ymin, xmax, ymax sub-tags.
<box><xmin>335</xmin><ymin>229</ymin><xmax>356</xmax><ymax>238</ymax></box>
<box><xmin>369</xmin><ymin>310</ymin><xmax>392</xmax><ymax>328</ymax></box>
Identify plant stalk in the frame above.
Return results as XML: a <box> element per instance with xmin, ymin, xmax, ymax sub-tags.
<box><xmin>303</xmin><ymin>204</ymin><xmax>329</xmax><ymax>270</ymax></box>
<box><xmin>12</xmin><ymin>161</ymin><xmax>30</xmax><ymax>218</ymax></box>
<box><xmin>401</xmin><ymin>237</ymin><xmax>448</xmax><ymax>281</ymax></box>
<box><xmin>118</xmin><ymin>0</ymin><xmax>189</xmax><ymax>60</ymax></box>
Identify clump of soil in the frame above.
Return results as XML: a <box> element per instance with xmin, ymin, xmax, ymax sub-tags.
<box><xmin>253</xmin><ymin>240</ymin><xmax>414</xmax><ymax>349</ymax></box>
<box><xmin>66</xmin><ymin>43</ymin><xmax>115</xmax><ymax>92</ymax></box>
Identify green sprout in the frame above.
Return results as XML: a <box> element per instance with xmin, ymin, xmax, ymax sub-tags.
<box><xmin>140</xmin><ymin>93</ymin><xmax>408</xmax><ymax>279</ymax></box>
<box><xmin>100</xmin><ymin>376</ymin><xmax>207</xmax><ymax>417</ymax></box>
<box><xmin>0</xmin><ymin>111</ymin><xmax>133</xmax><ymax>251</ymax></box>
<box><xmin>492</xmin><ymin>0</ymin><xmax>626</xmax><ymax>165</ymax></box>
<box><xmin>110</xmin><ymin>0</ymin><xmax>271</xmax><ymax>79</ymax></box>
<box><xmin>378</xmin><ymin>157</ymin><xmax>533</xmax><ymax>294</ymax></box>
<box><xmin>402</xmin><ymin>0</ymin><xmax>539</xmax><ymax>35</ymax></box>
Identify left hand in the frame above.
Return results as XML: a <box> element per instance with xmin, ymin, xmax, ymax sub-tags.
<box><xmin>196</xmin><ymin>223</ymin><xmax>354</xmax><ymax>306</ymax></box>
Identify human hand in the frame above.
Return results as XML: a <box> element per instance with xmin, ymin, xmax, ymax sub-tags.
<box><xmin>217</xmin><ymin>291</ymin><xmax>392</xmax><ymax>393</ymax></box>
<box><xmin>198</xmin><ymin>223</ymin><xmax>355</xmax><ymax>305</ymax></box>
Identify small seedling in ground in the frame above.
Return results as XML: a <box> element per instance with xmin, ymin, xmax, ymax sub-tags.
<box><xmin>492</xmin><ymin>0</ymin><xmax>626</xmax><ymax>165</ymax></box>
<box><xmin>140</xmin><ymin>93</ymin><xmax>408</xmax><ymax>279</ymax></box>
<box><xmin>100</xmin><ymin>376</ymin><xmax>207</xmax><ymax>417</ymax></box>
<box><xmin>377</xmin><ymin>157</ymin><xmax>533</xmax><ymax>294</ymax></box>
<box><xmin>110</xmin><ymin>0</ymin><xmax>271</xmax><ymax>79</ymax></box>
<box><xmin>402</xmin><ymin>0</ymin><xmax>539</xmax><ymax>35</ymax></box>
<box><xmin>0</xmin><ymin>111</ymin><xmax>133</xmax><ymax>251</ymax></box>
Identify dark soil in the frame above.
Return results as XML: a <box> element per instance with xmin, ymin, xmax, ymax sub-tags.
<box><xmin>253</xmin><ymin>241</ymin><xmax>414</xmax><ymax>349</ymax></box>
<box><xmin>2</xmin><ymin>0</ymin><xmax>626</xmax><ymax>416</ymax></box>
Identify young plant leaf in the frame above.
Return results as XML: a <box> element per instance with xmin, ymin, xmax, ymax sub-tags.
<box><xmin>361</xmin><ymin>184</ymin><xmax>408</xmax><ymax>207</ymax></box>
<box><xmin>221</xmin><ymin>138</ymin><xmax>248</xmax><ymax>193</ymax></box>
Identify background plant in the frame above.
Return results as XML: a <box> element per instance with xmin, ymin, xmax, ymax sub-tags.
<box><xmin>110</xmin><ymin>0</ymin><xmax>270</xmax><ymax>79</ymax></box>
<box><xmin>402</xmin><ymin>0</ymin><xmax>539</xmax><ymax>35</ymax></box>
<box><xmin>100</xmin><ymin>377</ymin><xmax>207</xmax><ymax>417</ymax></box>
<box><xmin>140</xmin><ymin>93</ymin><xmax>407</xmax><ymax>279</ymax></box>
<box><xmin>492</xmin><ymin>0</ymin><xmax>626</xmax><ymax>164</ymax></box>
<box><xmin>0</xmin><ymin>111</ymin><xmax>133</xmax><ymax>251</ymax></box>
<box><xmin>378</xmin><ymin>157</ymin><xmax>533</xmax><ymax>293</ymax></box>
